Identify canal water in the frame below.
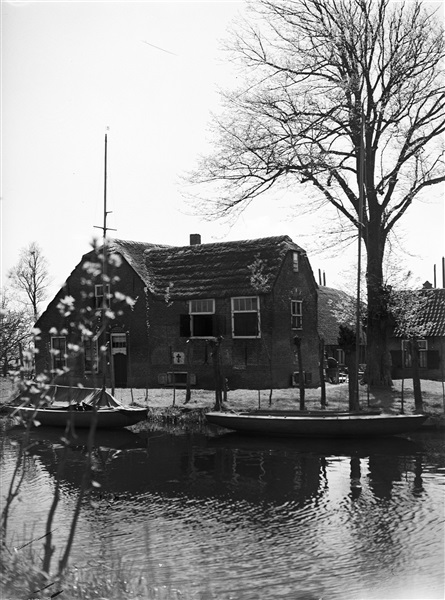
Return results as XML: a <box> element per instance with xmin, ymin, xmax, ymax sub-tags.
<box><xmin>1</xmin><ymin>420</ymin><xmax>444</xmax><ymax>599</ymax></box>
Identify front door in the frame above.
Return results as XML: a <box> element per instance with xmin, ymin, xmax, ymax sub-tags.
<box><xmin>113</xmin><ymin>353</ymin><xmax>127</xmax><ymax>388</ymax></box>
<box><xmin>111</xmin><ymin>332</ymin><xmax>128</xmax><ymax>388</ymax></box>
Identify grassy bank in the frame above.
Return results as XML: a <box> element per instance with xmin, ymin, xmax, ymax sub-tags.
<box><xmin>2</xmin><ymin>377</ymin><xmax>445</xmax><ymax>428</ymax></box>
<box><xmin>1</xmin><ymin>547</ymin><xmax>186</xmax><ymax>600</ymax></box>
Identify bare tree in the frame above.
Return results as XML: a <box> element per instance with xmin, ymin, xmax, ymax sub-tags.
<box><xmin>188</xmin><ymin>0</ymin><xmax>445</xmax><ymax>387</ymax></box>
<box><xmin>0</xmin><ymin>287</ymin><xmax>34</xmax><ymax>377</ymax></box>
<box><xmin>8</xmin><ymin>242</ymin><xmax>51</xmax><ymax>321</ymax></box>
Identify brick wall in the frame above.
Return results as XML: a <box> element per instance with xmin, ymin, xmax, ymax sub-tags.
<box><xmin>144</xmin><ymin>250</ymin><xmax>320</xmax><ymax>389</ymax></box>
<box><xmin>35</xmin><ymin>247</ymin><xmax>321</xmax><ymax>390</ymax></box>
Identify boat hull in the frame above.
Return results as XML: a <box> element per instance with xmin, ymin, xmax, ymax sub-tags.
<box><xmin>7</xmin><ymin>406</ymin><xmax>147</xmax><ymax>429</ymax></box>
<box><xmin>205</xmin><ymin>411</ymin><xmax>428</xmax><ymax>437</ymax></box>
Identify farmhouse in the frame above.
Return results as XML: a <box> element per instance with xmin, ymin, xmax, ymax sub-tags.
<box><xmin>35</xmin><ymin>235</ymin><xmax>321</xmax><ymax>389</ymax></box>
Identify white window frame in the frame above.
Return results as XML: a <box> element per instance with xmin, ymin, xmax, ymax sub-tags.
<box><xmin>419</xmin><ymin>340</ymin><xmax>428</xmax><ymax>368</ymax></box>
<box><xmin>401</xmin><ymin>339</ymin><xmax>428</xmax><ymax>368</ymax></box>
<box><xmin>51</xmin><ymin>336</ymin><xmax>67</xmax><ymax>370</ymax></box>
<box><xmin>292</xmin><ymin>252</ymin><xmax>299</xmax><ymax>272</ymax></box>
<box><xmin>189</xmin><ymin>299</ymin><xmax>215</xmax><ymax>338</ymax></box>
<box><xmin>291</xmin><ymin>300</ymin><xmax>303</xmax><ymax>329</ymax></box>
<box><xmin>95</xmin><ymin>284</ymin><xmax>111</xmax><ymax>308</ymax></box>
<box><xmin>417</xmin><ymin>339</ymin><xmax>428</xmax><ymax>352</ymax></box>
<box><xmin>336</xmin><ymin>348</ymin><xmax>346</xmax><ymax>366</ymax></box>
<box><xmin>231</xmin><ymin>296</ymin><xmax>261</xmax><ymax>339</ymax></box>
<box><xmin>111</xmin><ymin>332</ymin><xmax>127</xmax><ymax>355</ymax></box>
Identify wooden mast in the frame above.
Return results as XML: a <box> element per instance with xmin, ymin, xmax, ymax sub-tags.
<box><xmin>94</xmin><ymin>131</ymin><xmax>116</xmax><ymax>390</ymax></box>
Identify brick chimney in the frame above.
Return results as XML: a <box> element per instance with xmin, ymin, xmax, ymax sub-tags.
<box><xmin>190</xmin><ymin>234</ymin><xmax>201</xmax><ymax>245</ymax></box>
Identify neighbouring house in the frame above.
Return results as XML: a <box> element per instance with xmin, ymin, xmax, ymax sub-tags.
<box><xmin>317</xmin><ymin>286</ymin><xmax>366</xmax><ymax>370</ymax></box>
<box><xmin>35</xmin><ymin>235</ymin><xmax>321</xmax><ymax>390</ymax></box>
<box><xmin>389</xmin><ymin>286</ymin><xmax>445</xmax><ymax>381</ymax></box>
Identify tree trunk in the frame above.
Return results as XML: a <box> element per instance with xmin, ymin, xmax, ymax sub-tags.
<box><xmin>410</xmin><ymin>338</ymin><xmax>423</xmax><ymax>413</ymax></box>
<box><xmin>363</xmin><ymin>223</ymin><xmax>393</xmax><ymax>388</ymax></box>
<box><xmin>346</xmin><ymin>348</ymin><xmax>360</xmax><ymax>412</ymax></box>
<box><xmin>339</xmin><ymin>325</ymin><xmax>360</xmax><ymax>412</ymax></box>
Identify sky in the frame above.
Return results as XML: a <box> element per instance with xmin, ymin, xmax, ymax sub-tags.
<box><xmin>2</xmin><ymin>0</ymin><xmax>444</xmax><ymax>310</ymax></box>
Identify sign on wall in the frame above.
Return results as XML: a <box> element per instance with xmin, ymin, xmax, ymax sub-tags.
<box><xmin>172</xmin><ymin>351</ymin><xmax>185</xmax><ymax>364</ymax></box>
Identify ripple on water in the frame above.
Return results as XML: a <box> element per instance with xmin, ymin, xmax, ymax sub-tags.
<box><xmin>2</xmin><ymin>428</ymin><xmax>444</xmax><ymax>600</ymax></box>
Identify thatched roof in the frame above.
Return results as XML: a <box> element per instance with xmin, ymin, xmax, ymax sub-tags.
<box><xmin>107</xmin><ymin>239</ymin><xmax>170</xmax><ymax>284</ymax></box>
<box><xmin>318</xmin><ymin>286</ymin><xmax>352</xmax><ymax>345</ymax></box>
<box><xmin>141</xmin><ymin>235</ymin><xmax>305</xmax><ymax>299</ymax></box>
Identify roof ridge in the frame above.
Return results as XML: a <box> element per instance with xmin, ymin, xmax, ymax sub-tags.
<box><xmin>143</xmin><ymin>234</ymin><xmax>303</xmax><ymax>254</ymax></box>
<box><xmin>109</xmin><ymin>238</ymin><xmax>171</xmax><ymax>248</ymax></box>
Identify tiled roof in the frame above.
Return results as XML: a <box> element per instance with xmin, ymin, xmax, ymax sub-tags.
<box><xmin>398</xmin><ymin>288</ymin><xmax>445</xmax><ymax>337</ymax></box>
<box><xmin>423</xmin><ymin>289</ymin><xmax>445</xmax><ymax>336</ymax></box>
<box><xmin>142</xmin><ymin>235</ymin><xmax>305</xmax><ymax>299</ymax></box>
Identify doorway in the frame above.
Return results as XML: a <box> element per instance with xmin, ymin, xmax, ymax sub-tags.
<box><xmin>111</xmin><ymin>332</ymin><xmax>128</xmax><ymax>388</ymax></box>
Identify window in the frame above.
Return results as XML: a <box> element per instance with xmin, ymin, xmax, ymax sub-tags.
<box><xmin>95</xmin><ymin>284</ymin><xmax>111</xmax><ymax>308</ymax></box>
<box><xmin>84</xmin><ymin>337</ymin><xmax>98</xmax><ymax>373</ymax></box>
<box><xmin>418</xmin><ymin>339</ymin><xmax>428</xmax><ymax>368</ymax></box>
<box><xmin>401</xmin><ymin>339</ymin><xmax>428</xmax><ymax>368</ymax></box>
<box><xmin>111</xmin><ymin>332</ymin><xmax>127</xmax><ymax>355</ymax></box>
<box><xmin>51</xmin><ymin>336</ymin><xmax>67</xmax><ymax>371</ymax></box>
<box><xmin>232</xmin><ymin>297</ymin><xmax>260</xmax><ymax>338</ymax></box>
<box><xmin>336</xmin><ymin>348</ymin><xmax>345</xmax><ymax>366</ymax></box>
<box><xmin>189</xmin><ymin>299</ymin><xmax>215</xmax><ymax>338</ymax></box>
<box><xmin>292</xmin><ymin>252</ymin><xmax>299</xmax><ymax>272</ymax></box>
<box><xmin>291</xmin><ymin>300</ymin><xmax>303</xmax><ymax>329</ymax></box>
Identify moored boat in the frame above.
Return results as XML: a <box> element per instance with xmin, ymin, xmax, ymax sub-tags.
<box><xmin>205</xmin><ymin>410</ymin><xmax>428</xmax><ymax>438</ymax></box>
<box><xmin>6</xmin><ymin>385</ymin><xmax>147</xmax><ymax>429</ymax></box>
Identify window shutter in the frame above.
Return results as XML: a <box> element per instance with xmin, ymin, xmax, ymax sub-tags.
<box><xmin>179</xmin><ymin>314</ymin><xmax>191</xmax><ymax>337</ymax></box>
<box><xmin>427</xmin><ymin>350</ymin><xmax>440</xmax><ymax>369</ymax></box>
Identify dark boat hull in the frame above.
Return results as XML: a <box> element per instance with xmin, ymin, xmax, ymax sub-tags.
<box><xmin>7</xmin><ymin>406</ymin><xmax>147</xmax><ymax>429</ymax></box>
<box><xmin>205</xmin><ymin>411</ymin><xmax>428</xmax><ymax>437</ymax></box>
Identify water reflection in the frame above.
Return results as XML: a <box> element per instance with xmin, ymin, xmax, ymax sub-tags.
<box><xmin>2</xmin><ymin>422</ymin><xmax>444</xmax><ymax>600</ymax></box>
<box><xmin>11</xmin><ymin>428</ymin><xmax>423</xmax><ymax>506</ymax></box>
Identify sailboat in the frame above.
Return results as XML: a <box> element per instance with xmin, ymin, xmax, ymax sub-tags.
<box><xmin>6</xmin><ymin>134</ymin><xmax>147</xmax><ymax>430</ymax></box>
<box><xmin>7</xmin><ymin>385</ymin><xmax>147</xmax><ymax>429</ymax></box>
<box><xmin>206</xmin><ymin>117</ymin><xmax>428</xmax><ymax>438</ymax></box>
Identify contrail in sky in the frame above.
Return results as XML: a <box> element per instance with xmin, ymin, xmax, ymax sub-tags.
<box><xmin>142</xmin><ymin>40</ymin><xmax>178</xmax><ymax>56</ymax></box>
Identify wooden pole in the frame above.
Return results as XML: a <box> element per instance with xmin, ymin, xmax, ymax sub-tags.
<box><xmin>102</xmin><ymin>134</ymin><xmax>108</xmax><ymax>389</ymax></box>
<box><xmin>319</xmin><ymin>337</ymin><xmax>326</xmax><ymax>408</ymax></box>
<box><xmin>94</xmin><ymin>131</ymin><xmax>117</xmax><ymax>391</ymax></box>
<box><xmin>294</xmin><ymin>336</ymin><xmax>305</xmax><ymax>410</ymax></box>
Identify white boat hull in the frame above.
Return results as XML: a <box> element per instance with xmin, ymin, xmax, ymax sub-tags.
<box><xmin>205</xmin><ymin>411</ymin><xmax>428</xmax><ymax>437</ymax></box>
